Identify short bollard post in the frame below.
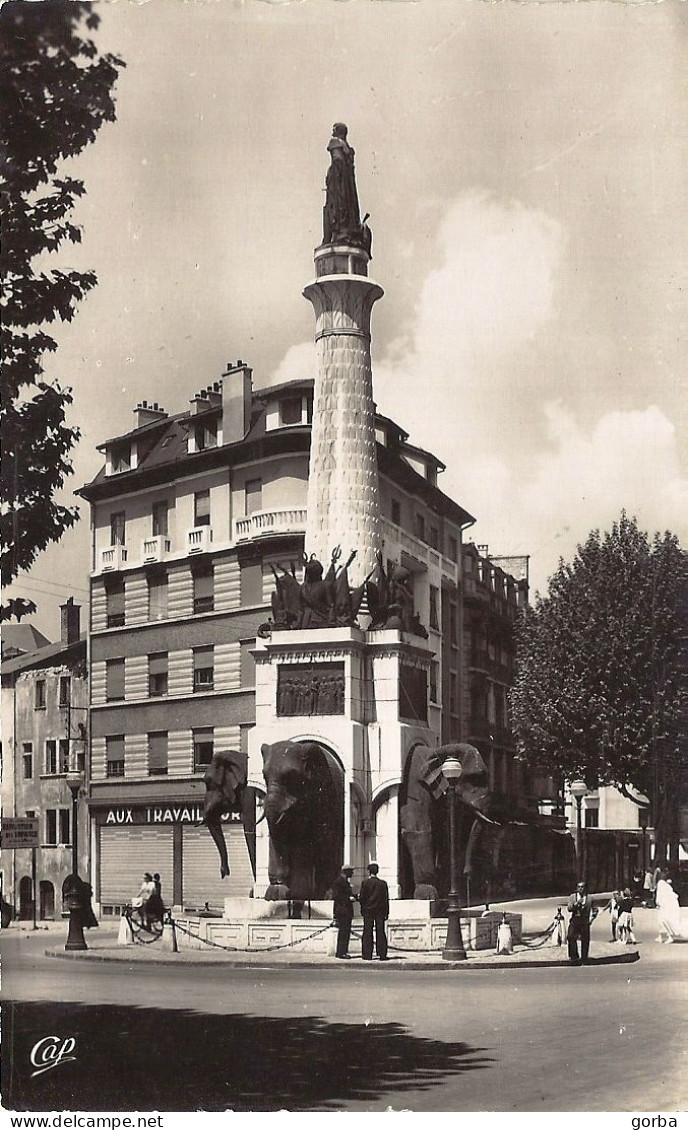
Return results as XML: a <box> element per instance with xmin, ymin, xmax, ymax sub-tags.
<box><xmin>118</xmin><ymin>913</ymin><xmax>135</xmax><ymax>947</ymax></box>
<box><xmin>552</xmin><ymin>907</ymin><xmax>566</xmax><ymax>947</ymax></box>
<box><xmin>495</xmin><ymin>913</ymin><xmax>513</xmax><ymax>955</ymax></box>
<box><xmin>161</xmin><ymin>915</ymin><xmax>178</xmax><ymax>953</ymax></box>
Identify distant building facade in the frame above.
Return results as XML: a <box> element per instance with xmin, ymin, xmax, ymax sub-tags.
<box><xmin>0</xmin><ymin>600</ymin><xmax>88</xmax><ymax>920</ymax></box>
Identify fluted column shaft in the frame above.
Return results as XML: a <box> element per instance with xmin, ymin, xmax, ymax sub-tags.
<box><xmin>303</xmin><ymin>268</ymin><xmax>383</xmax><ymax>587</ymax></box>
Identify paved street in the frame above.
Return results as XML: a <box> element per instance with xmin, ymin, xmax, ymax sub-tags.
<box><xmin>2</xmin><ymin>904</ymin><xmax>686</xmax><ymax>1113</ymax></box>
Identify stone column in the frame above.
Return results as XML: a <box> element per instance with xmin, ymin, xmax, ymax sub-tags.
<box><xmin>303</xmin><ymin>245</ymin><xmax>383</xmax><ymax>588</ymax></box>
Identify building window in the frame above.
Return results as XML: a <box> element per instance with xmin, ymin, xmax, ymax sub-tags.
<box><xmin>429</xmin><ymin>662</ymin><xmax>438</xmax><ymax>704</ymax></box>
<box><xmin>152</xmin><ymin>501</ymin><xmax>169</xmax><ymax>537</ymax></box>
<box><xmin>279</xmin><ymin>397</ymin><xmax>302</xmax><ymax>426</ymax></box>
<box><xmin>58</xmin><ymin>676</ymin><xmax>71</xmax><ymax>707</ymax></box>
<box><xmin>148</xmin><ymin>731</ymin><xmax>168</xmax><ymax>777</ymax></box>
<box><xmin>45</xmin><ymin>809</ymin><xmax>71</xmax><ymax>846</ymax></box>
<box><xmin>59</xmin><ymin>739</ymin><xmax>70</xmax><ymax>774</ymax></box>
<box><xmin>194</xmin><ymin>489</ymin><xmax>210</xmax><ymax>528</ymax></box>
<box><xmin>22</xmin><ymin>742</ymin><xmax>33</xmax><ymax>779</ymax></box>
<box><xmin>106</xmin><ymin>578</ymin><xmax>125</xmax><ymax>628</ymax></box>
<box><xmin>35</xmin><ymin>680</ymin><xmax>46</xmax><ymax>709</ymax></box>
<box><xmin>429</xmin><ymin>526</ymin><xmax>439</xmax><ymax>550</ymax></box>
<box><xmin>106</xmin><ymin>736</ymin><xmax>125</xmax><ymax>778</ymax></box>
<box><xmin>148</xmin><ymin>653</ymin><xmax>168</xmax><ymax>697</ymax></box>
<box><xmin>193</xmin><ymin>727</ymin><xmax>214</xmax><ymax>771</ymax></box>
<box><xmin>429</xmin><ymin>585</ymin><xmax>440</xmax><ymax>631</ymax></box>
<box><xmin>110</xmin><ymin>511</ymin><xmax>126</xmax><ymax>546</ymax></box>
<box><xmin>240</xmin><ymin>560</ymin><xmax>263</xmax><ymax>606</ymax></box>
<box><xmin>584</xmin><ymin>807</ymin><xmax>599</xmax><ymax>829</ymax></box>
<box><xmin>193</xmin><ymin>566</ymin><xmax>214</xmax><ymax>614</ymax></box>
<box><xmin>391</xmin><ymin>499</ymin><xmax>401</xmax><ymax>526</ymax></box>
<box><xmin>45</xmin><ymin>740</ymin><xmax>58</xmax><ymax>775</ymax></box>
<box><xmin>193</xmin><ymin>647</ymin><xmax>214</xmax><ymax>692</ymax></box>
<box><xmin>240</xmin><ymin>641</ymin><xmax>255</xmax><ymax>688</ymax></box>
<box><xmin>111</xmin><ymin>445</ymin><xmax>130</xmax><ymax>474</ymax></box>
<box><xmin>449</xmin><ymin>602</ymin><xmax>458</xmax><ymax>648</ymax></box>
<box><xmin>194</xmin><ymin>416</ymin><xmax>217</xmax><ymax>451</ymax></box>
<box><xmin>414</xmin><ymin>513</ymin><xmax>425</xmax><ymax>542</ymax></box>
<box><xmin>148</xmin><ymin>573</ymin><xmax>168</xmax><ymax>621</ymax></box>
<box><xmin>449</xmin><ymin>672</ymin><xmax>458</xmax><ymax>715</ymax></box>
<box><xmin>106</xmin><ymin>658</ymin><xmax>125</xmax><ymax>702</ymax></box>
<box><xmin>447</xmin><ymin>535</ymin><xmax>458</xmax><ymax>563</ymax></box>
<box><xmin>244</xmin><ymin>478</ymin><xmax>262</xmax><ymax>516</ymax></box>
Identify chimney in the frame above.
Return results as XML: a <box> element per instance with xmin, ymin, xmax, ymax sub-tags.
<box><xmin>134</xmin><ymin>401</ymin><xmax>168</xmax><ymax>428</ymax></box>
<box><xmin>221</xmin><ymin>361</ymin><xmax>253</xmax><ymax>445</ymax></box>
<box><xmin>60</xmin><ymin>598</ymin><xmax>81</xmax><ymax>645</ymax></box>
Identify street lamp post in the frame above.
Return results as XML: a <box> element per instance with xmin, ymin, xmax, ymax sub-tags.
<box><xmin>569</xmin><ymin>780</ymin><xmax>588</xmax><ymax>883</ymax></box>
<box><xmin>64</xmin><ymin>769</ymin><xmax>87</xmax><ymax>952</ymax></box>
<box><xmin>442</xmin><ymin>757</ymin><xmax>467</xmax><ymax>962</ymax></box>
<box><xmin>639</xmin><ymin>808</ymin><xmax>649</xmax><ymax>873</ymax></box>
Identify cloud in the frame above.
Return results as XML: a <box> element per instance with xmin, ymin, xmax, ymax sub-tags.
<box><xmin>258</xmin><ymin>339</ymin><xmax>315</xmax><ymax>390</ymax></box>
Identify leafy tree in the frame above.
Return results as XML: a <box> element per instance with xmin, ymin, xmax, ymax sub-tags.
<box><xmin>511</xmin><ymin>514</ymin><xmax>688</xmax><ymax>861</ymax></box>
<box><xmin>0</xmin><ymin>1</ymin><xmax>123</xmax><ymax>621</ymax></box>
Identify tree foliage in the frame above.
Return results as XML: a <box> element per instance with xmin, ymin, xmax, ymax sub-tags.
<box><xmin>511</xmin><ymin>514</ymin><xmax>687</xmax><ymax>854</ymax></box>
<box><xmin>0</xmin><ymin>1</ymin><xmax>123</xmax><ymax>620</ymax></box>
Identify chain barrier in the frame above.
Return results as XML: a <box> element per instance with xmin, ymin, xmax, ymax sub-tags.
<box><xmin>171</xmin><ymin>916</ymin><xmax>332</xmax><ymax>953</ymax></box>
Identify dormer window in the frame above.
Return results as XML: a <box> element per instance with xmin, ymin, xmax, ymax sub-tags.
<box><xmin>111</xmin><ymin>443</ymin><xmax>131</xmax><ymax>474</ymax></box>
<box><xmin>194</xmin><ymin>416</ymin><xmax>217</xmax><ymax>451</ymax></box>
<box><xmin>279</xmin><ymin>397</ymin><xmax>303</xmax><ymax>427</ymax></box>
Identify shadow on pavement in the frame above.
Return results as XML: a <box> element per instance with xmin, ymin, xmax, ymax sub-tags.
<box><xmin>2</xmin><ymin>999</ymin><xmax>492</xmax><ymax>1112</ymax></box>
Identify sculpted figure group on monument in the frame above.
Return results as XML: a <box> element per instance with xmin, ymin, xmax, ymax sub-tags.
<box><xmin>261</xmin><ymin>547</ymin><xmax>428</xmax><ymax>638</ymax></box>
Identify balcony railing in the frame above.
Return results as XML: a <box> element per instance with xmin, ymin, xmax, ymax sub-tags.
<box><xmin>100</xmin><ymin>545</ymin><xmax>128</xmax><ymax>571</ymax></box>
<box><xmin>142</xmin><ymin>535</ymin><xmax>171</xmax><ymax>563</ymax></box>
<box><xmin>234</xmin><ymin>507</ymin><xmax>307</xmax><ymax>542</ymax></box>
<box><xmin>187</xmin><ymin>526</ymin><xmax>213</xmax><ymax>554</ymax></box>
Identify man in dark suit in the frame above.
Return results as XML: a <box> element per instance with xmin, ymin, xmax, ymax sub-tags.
<box><xmin>567</xmin><ymin>881</ymin><xmax>598</xmax><ymax>964</ymax></box>
<box><xmin>331</xmin><ymin>864</ymin><xmax>356</xmax><ymax>958</ymax></box>
<box><xmin>359</xmin><ymin>862</ymin><xmax>390</xmax><ymax>961</ymax></box>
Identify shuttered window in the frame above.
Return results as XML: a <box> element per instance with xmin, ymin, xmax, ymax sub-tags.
<box><xmin>194</xmin><ymin>489</ymin><xmax>210</xmax><ymax>527</ymax></box>
<box><xmin>106</xmin><ymin>658</ymin><xmax>125</xmax><ymax>701</ymax></box>
<box><xmin>193</xmin><ymin>567</ymin><xmax>214</xmax><ymax>614</ymax></box>
<box><xmin>193</xmin><ymin>647</ymin><xmax>214</xmax><ymax>692</ymax></box>
<box><xmin>148</xmin><ymin>731</ymin><xmax>168</xmax><ymax>776</ymax></box>
<box><xmin>193</xmin><ymin>727</ymin><xmax>213</xmax><ymax>771</ymax></box>
<box><xmin>148</xmin><ymin>574</ymin><xmax>168</xmax><ymax>621</ymax></box>
<box><xmin>149</xmin><ymin>652</ymin><xmax>168</xmax><ymax>697</ymax></box>
<box><xmin>106</xmin><ymin>735</ymin><xmax>125</xmax><ymax>778</ymax></box>
<box><xmin>240</xmin><ymin>641</ymin><xmax>255</xmax><ymax>688</ymax></box>
<box><xmin>106</xmin><ymin>579</ymin><xmax>125</xmax><ymax>628</ymax></box>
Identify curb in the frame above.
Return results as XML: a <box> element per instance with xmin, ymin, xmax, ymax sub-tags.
<box><xmin>44</xmin><ymin>947</ymin><xmax>640</xmax><ymax>972</ymax></box>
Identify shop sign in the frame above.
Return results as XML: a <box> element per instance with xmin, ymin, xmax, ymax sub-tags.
<box><xmin>94</xmin><ymin>805</ymin><xmax>242</xmax><ymax>827</ymax></box>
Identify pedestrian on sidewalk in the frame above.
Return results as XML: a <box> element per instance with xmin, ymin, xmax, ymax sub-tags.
<box><xmin>147</xmin><ymin>873</ymin><xmax>165</xmax><ymax>925</ymax></box>
<box><xmin>616</xmin><ymin>888</ymin><xmax>636</xmax><ymax>944</ymax></box>
<box><xmin>643</xmin><ymin>868</ymin><xmax>655</xmax><ymax>907</ymax></box>
<box><xmin>359</xmin><ymin>862</ymin><xmax>389</xmax><ymax>961</ymax></box>
<box><xmin>606</xmin><ymin>890</ymin><xmax>621</xmax><ymax>941</ymax></box>
<box><xmin>331</xmin><ymin>864</ymin><xmax>356</xmax><ymax>959</ymax></box>
<box><xmin>131</xmin><ymin>872</ymin><xmax>155</xmax><ymax>928</ymax></box>
<box><xmin>655</xmin><ymin>871</ymin><xmax>683</xmax><ymax>943</ymax></box>
<box><xmin>567</xmin><ymin>881</ymin><xmax>598</xmax><ymax>965</ymax></box>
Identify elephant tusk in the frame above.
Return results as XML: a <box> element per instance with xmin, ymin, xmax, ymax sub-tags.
<box><xmin>254</xmin><ymin>810</ymin><xmax>267</xmax><ymax>827</ymax></box>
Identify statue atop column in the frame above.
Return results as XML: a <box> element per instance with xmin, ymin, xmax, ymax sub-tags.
<box><xmin>323</xmin><ymin>123</ymin><xmax>372</xmax><ymax>253</ymax></box>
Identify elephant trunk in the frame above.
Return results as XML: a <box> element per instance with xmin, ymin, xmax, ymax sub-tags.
<box><xmin>204</xmin><ymin>817</ymin><xmax>230</xmax><ymax>879</ymax></box>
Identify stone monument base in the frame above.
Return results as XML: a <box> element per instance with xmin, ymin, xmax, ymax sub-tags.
<box><xmin>172</xmin><ymin>904</ymin><xmax>522</xmax><ymax>956</ymax></box>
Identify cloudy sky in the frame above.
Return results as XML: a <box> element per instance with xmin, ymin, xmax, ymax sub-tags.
<box><xmin>9</xmin><ymin>0</ymin><xmax>687</xmax><ymax>638</ymax></box>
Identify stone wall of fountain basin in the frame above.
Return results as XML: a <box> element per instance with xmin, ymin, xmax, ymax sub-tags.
<box><xmin>173</xmin><ymin>900</ymin><xmax>522</xmax><ymax>955</ymax></box>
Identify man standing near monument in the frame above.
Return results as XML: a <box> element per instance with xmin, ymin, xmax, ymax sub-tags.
<box><xmin>567</xmin><ymin>880</ymin><xmax>598</xmax><ymax>965</ymax></box>
<box><xmin>359</xmin><ymin>862</ymin><xmax>390</xmax><ymax>961</ymax></box>
<box><xmin>332</xmin><ymin>864</ymin><xmax>357</xmax><ymax>959</ymax></box>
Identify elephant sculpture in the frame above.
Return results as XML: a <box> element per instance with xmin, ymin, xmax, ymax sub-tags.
<box><xmin>261</xmin><ymin>739</ymin><xmax>344</xmax><ymax>901</ymax></box>
<box><xmin>399</xmin><ymin>742</ymin><xmax>491</xmax><ymax>901</ymax></box>
<box><xmin>203</xmin><ymin>750</ymin><xmax>257</xmax><ymax>881</ymax></box>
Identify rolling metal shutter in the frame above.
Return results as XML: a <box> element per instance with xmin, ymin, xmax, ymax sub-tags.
<box><xmin>99</xmin><ymin>827</ymin><xmax>173</xmax><ymax>906</ymax></box>
<box><xmin>182</xmin><ymin>825</ymin><xmax>253</xmax><ymax>908</ymax></box>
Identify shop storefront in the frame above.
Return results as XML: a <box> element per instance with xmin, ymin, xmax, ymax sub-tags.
<box><xmin>92</xmin><ymin>802</ymin><xmax>253</xmax><ymax>916</ymax></box>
